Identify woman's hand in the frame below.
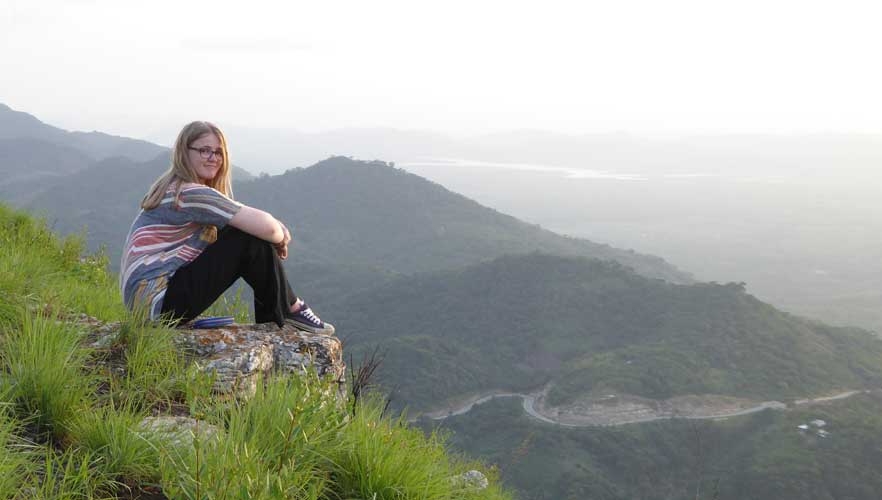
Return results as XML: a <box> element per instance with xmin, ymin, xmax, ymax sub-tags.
<box><xmin>275</xmin><ymin>221</ymin><xmax>292</xmax><ymax>260</ymax></box>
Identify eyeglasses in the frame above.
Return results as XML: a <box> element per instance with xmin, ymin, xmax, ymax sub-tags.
<box><xmin>188</xmin><ymin>146</ymin><xmax>224</xmax><ymax>160</ymax></box>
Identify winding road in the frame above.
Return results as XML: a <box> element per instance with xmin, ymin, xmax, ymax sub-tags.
<box><xmin>415</xmin><ymin>389</ymin><xmax>867</xmax><ymax>428</ymax></box>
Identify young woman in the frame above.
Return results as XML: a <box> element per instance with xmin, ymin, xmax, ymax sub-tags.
<box><xmin>120</xmin><ymin>121</ymin><xmax>333</xmax><ymax>334</ymax></box>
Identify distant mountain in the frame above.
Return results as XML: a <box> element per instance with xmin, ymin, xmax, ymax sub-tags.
<box><xmin>147</xmin><ymin>123</ymin><xmax>882</xmax><ymax>183</ymax></box>
<box><xmin>0</xmin><ymin>137</ymin><xmax>94</xmax><ymax>186</ymax></box>
<box><xmin>0</xmin><ymin>103</ymin><xmax>166</xmax><ymax>163</ymax></box>
<box><xmin>200</xmin><ymin>125</ymin><xmax>464</xmax><ymax>174</ymax></box>
<box><xmin>330</xmin><ymin>253</ymin><xmax>882</xmax><ymax>411</ymax></box>
<box><xmin>0</xmin><ymin>103</ymin><xmax>254</xmax><ymax>184</ymax></box>
<box><xmin>21</xmin><ymin>155</ymin><xmax>152</xmax><ymax>244</ymax></box>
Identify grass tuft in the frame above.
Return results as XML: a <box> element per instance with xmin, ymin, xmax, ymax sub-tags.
<box><xmin>330</xmin><ymin>394</ymin><xmax>454</xmax><ymax>500</ymax></box>
<box><xmin>0</xmin><ymin>398</ymin><xmax>33</xmax><ymax>500</ymax></box>
<box><xmin>112</xmin><ymin>311</ymin><xmax>185</xmax><ymax>409</ymax></box>
<box><xmin>68</xmin><ymin>405</ymin><xmax>165</xmax><ymax>488</ymax></box>
<box><xmin>161</xmin><ymin>373</ymin><xmax>342</xmax><ymax>499</ymax></box>
<box><xmin>0</xmin><ymin>311</ymin><xmax>95</xmax><ymax>441</ymax></box>
<box><xmin>23</xmin><ymin>446</ymin><xmax>114</xmax><ymax>500</ymax></box>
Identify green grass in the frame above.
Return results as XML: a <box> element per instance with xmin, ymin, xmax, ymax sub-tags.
<box><xmin>112</xmin><ymin>312</ymin><xmax>186</xmax><ymax>409</ymax></box>
<box><xmin>0</xmin><ymin>398</ymin><xmax>33</xmax><ymax>499</ymax></box>
<box><xmin>330</xmin><ymin>395</ymin><xmax>511</xmax><ymax>500</ymax></box>
<box><xmin>160</xmin><ymin>373</ymin><xmax>338</xmax><ymax>499</ymax></box>
<box><xmin>68</xmin><ymin>406</ymin><xmax>165</xmax><ymax>488</ymax></box>
<box><xmin>0</xmin><ymin>311</ymin><xmax>95</xmax><ymax>440</ymax></box>
<box><xmin>0</xmin><ymin>399</ymin><xmax>115</xmax><ymax>500</ymax></box>
<box><xmin>25</xmin><ymin>447</ymin><xmax>113</xmax><ymax>500</ymax></box>
<box><xmin>0</xmin><ymin>205</ymin><xmax>125</xmax><ymax>322</ymax></box>
<box><xmin>0</xmin><ymin>202</ymin><xmax>512</xmax><ymax>498</ymax></box>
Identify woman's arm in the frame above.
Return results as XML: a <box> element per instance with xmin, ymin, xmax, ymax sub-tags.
<box><xmin>229</xmin><ymin>205</ymin><xmax>286</xmax><ymax>244</ymax></box>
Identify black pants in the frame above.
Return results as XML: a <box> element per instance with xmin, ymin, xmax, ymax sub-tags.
<box><xmin>160</xmin><ymin>227</ymin><xmax>298</xmax><ymax>326</ymax></box>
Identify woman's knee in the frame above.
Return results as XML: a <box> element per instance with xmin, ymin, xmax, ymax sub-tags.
<box><xmin>214</xmin><ymin>227</ymin><xmax>276</xmax><ymax>263</ymax></box>
<box><xmin>221</xmin><ymin>226</ymin><xmax>269</xmax><ymax>247</ymax></box>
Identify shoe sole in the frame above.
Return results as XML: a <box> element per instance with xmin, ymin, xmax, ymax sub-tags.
<box><xmin>286</xmin><ymin>319</ymin><xmax>335</xmax><ymax>335</ymax></box>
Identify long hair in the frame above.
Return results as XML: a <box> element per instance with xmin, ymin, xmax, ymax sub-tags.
<box><xmin>141</xmin><ymin>121</ymin><xmax>234</xmax><ymax>210</ymax></box>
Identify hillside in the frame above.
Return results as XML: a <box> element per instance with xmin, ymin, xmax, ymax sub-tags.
<box><xmin>0</xmin><ymin>137</ymin><xmax>94</xmax><ymax>185</ymax></box>
<box><xmin>236</xmin><ymin>157</ymin><xmax>689</xmax><ymax>282</ymax></box>
<box><xmin>19</xmin><ymin>154</ymin><xmax>162</xmax><ymax>246</ymax></box>
<box><xmin>328</xmin><ymin>253</ymin><xmax>882</xmax><ymax>411</ymax></box>
<box><xmin>0</xmin><ymin>203</ymin><xmax>511</xmax><ymax>499</ymax></box>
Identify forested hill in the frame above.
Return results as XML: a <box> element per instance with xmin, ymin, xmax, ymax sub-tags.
<box><xmin>1</xmin><ymin>147</ymin><xmax>692</xmax><ymax>292</ymax></box>
<box><xmin>233</xmin><ymin>157</ymin><xmax>690</xmax><ymax>282</ymax></box>
<box><xmin>328</xmin><ymin>253</ymin><xmax>882</xmax><ymax>411</ymax></box>
<box><xmin>0</xmin><ymin>137</ymin><xmax>94</xmax><ymax>183</ymax></box>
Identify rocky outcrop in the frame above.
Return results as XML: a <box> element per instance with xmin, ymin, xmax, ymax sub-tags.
<box><xmin>177</xmin><ymin>323</ymin><xmax>345</xmax><ymax>395</ymax></box>
<box><xmin>77</xmin><ymin>314</ymin><xmax>345</xmax><ymax>397</ymax></box>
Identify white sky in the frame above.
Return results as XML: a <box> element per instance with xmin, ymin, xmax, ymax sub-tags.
<box><xmin>3</xmin><ymin>0</ymin><xmax>882</xmax><ymax>138</ymax></box>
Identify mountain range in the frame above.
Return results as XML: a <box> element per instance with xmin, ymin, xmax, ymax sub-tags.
<box><xmin>0</xmin><ymin>104</ymin><xmax>691</xmax><ymax>293</ymax></box>
<box><xmin>0</xmin><ymin>103</ymin><xmax>252</xmax><ymax>198</ymax></box>
<box><xmin>330</xmin><ymin>253</ymin><xmax>882</xmax><ymax>411</ymax></box>
<box><xmin>3</xmin><ymin>102</ymin><xmax>882</xmax><ymax>500</ymax></box>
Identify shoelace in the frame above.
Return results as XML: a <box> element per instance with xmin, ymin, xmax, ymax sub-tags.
<box><xmin>300</xmin><ymin>307</ymin><xmax>320</xmax><ymax>324</ymax></box>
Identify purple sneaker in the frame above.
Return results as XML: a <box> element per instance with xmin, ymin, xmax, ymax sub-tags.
<box><xmin>284</xmin><ymin>303</ymin><xmax>335</xmax><ymax>335</ymax></box>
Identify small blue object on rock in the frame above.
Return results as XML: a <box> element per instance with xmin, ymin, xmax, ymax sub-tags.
<box><xmin>190</xmin><ymin>316</ymin><xmax>235</xmax><ymax>329</ymax></box>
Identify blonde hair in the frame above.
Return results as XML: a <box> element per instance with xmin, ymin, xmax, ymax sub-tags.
<box><xmin>141</xmin><ymin>121</ymin><xmax>234</xmax><ymax>210</ymax></box>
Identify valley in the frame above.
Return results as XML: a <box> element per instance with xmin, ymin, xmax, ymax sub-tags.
<box><xmin>4</xmin><ymin>103</ymin><xmax>882</xmax><ymax>499</ymax></box>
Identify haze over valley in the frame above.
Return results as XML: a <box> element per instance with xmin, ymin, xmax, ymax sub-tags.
<box><xmin>396</xmin><ymin>140</ymin><xmax>882</xmax><ymax>333</ymax></box>
<box><xmin>141</xmin><ymin>122</ymin><xmax>882</xmax><ymax>333</ymax></box>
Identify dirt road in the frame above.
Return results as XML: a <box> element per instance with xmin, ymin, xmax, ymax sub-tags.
<box><xmin>417</xmin><ymin>388</ymin><xmax>866</xmax><ymax>428</ymax></box>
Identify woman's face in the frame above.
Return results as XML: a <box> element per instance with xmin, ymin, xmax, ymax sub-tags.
<box><xmin>188</xmin><ymin>133</ymin><xmax>223</xmax><ymax>182</ymax></box>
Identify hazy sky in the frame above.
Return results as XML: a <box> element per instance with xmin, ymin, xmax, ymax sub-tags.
<box><xmin>3</xmin><ymin>0</ymin><xmax>882</xmax><ymax>139</ymax></box>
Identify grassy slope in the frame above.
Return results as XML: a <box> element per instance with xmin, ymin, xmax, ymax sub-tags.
<box><xmin>0</xmin><ymin>203</ymin><xmax>511</xmax><ymax>499</ymax></box>
<box><xmin>331</xmin><ymin>253</ymin><xmax>882</xmax><ymax>411</ymax></box>
<box><xmin>425</xmin><ymin>393</ymin><xmax>882</xmax><ymax>500</ymax></box>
